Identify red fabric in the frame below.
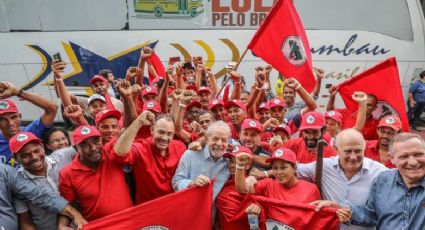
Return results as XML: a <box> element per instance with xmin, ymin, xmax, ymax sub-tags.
<box><xmin>102</xmin><ymin>93</ymin><xmax>115</xmax><ymax>110</ymax></box>
<box><xmin>111</xmin><ymin>137</ymin><xmax>187</xmax><ymax>204</ymax></box>
<box><xmin>227</xmin><ymin>122</ymin><xmax>240</xmax><ymax>140</ymax></box>
<box><xmin>216</xmin><ymin>180</ymin><xmax>249</xmax><ymax>230</ymax></box>
<box><xmin>147</xmin><ymin>51</ymin><xmax>166</xmax><ymax>83</ymax></box>
<box><xmin>365</xmin><ymin>140</ymin><xmax>396</xmax><ymax>168</ymax></box>
<box><xmin>283</xmin><ymin>138</ymin><xmax>336</xmax><ymax>163</ymax></box>
<box><xmin>231</xmin><ymin>195</ymin><xmax>340</xmax><ymax>230</ymax></box>
<box><xmin>335</xmin><ymin>57</ymin><xmax>409</xmax><ymax>133</ymax></box>
<box><xmin>335</xmin><ymin>108</ymin><xmax>379</xmax><ymax>140</ymax></box>
<box><xmin>223</xmin><ymin>84</ymin><xmax>230</xmax><ymax>102</ymax></box>
<box><xmin>255</xmin><ymin>179</ymin><xmax>320</xmax><ymax>202</ymax></box>
<box><xmin>59</xmin><ymin>141</ymin><xmax>133</xmax><ymax>221</ymax></box>
<box><xmin>247</xmin><ymin>0</ymin><xmax>315</xmax><ymax>92</ymax></box>
<box><xmin>83</xmin><ymin>182</ymin><xmax>213</xmax><ymax>230</ymax></box>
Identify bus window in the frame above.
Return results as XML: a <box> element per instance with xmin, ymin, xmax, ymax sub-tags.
<box><xmin>295</xmin><ymin>0</ymin><xmax>413</xmax><ymax>41</ymax></box>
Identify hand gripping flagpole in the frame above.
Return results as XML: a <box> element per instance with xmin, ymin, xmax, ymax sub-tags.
<box><xmin>215</xmin><ymin>48</ymin><xmax>249</xmax><ymax>98</ymax></box>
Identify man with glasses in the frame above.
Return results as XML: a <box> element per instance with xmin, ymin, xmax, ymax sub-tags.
<box><xmin>364</xmin><ymin>115</ymin><xmax>402</xmax><ymax>168</ymax></box>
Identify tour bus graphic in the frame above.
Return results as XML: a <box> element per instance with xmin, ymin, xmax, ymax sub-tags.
<box><xmin>134</xmin><ymin>0</ymin><xmax>204</xmax><ymax>17</ymax></box>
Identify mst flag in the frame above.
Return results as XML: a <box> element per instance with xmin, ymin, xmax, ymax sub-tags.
<box><xmin>83</xmin><ymin>183</ymin><xmax>213</xmax><ymax>230</ymax></box>
<box><xmin>247</xmin><ymin>0</ymin><xmax>315</xmax><ymax>92</ymax></box>
<box><xmin>335</xmin><ymin>57</ymin><xmax>409</xmax><ymax>132</ymax></box>
<box><xmin>231</xmin><ymin>196</ymin><xmax>339</xmax><ymax>230</ymax></box>
<box><xmin>147</xmin><ymin>41</ymin><xmax>166</xmax><ymax>83</ymax></box>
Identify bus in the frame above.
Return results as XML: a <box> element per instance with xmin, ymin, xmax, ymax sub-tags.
<box><xmin>134</xmin><ymin>0</ymin><xmax>204</xmax><ymax>18</ymax></box>
<box><xmin>0</xmin><ymin>0</ymin><xmax>424</xmax><ymax>122</ymax></box>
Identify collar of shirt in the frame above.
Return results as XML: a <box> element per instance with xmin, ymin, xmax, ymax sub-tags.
<box><xmin>70</xmin><ymin>153</ymin><xmax>104</xmax><ymax>172</ymax></box>
<box><xmin>21</xmin><ymin>157</ymin><xmax>56</xmax><ymax>179</ymax></box>
<box><xmin>332</xmin><ymin>156</ymin><xmax>370</xmax><ymax>174</ymax></box>
<box><xmin>395</xmin><ymin>170</ymin><xmax>425</xmax><ymax>189</ymax></box>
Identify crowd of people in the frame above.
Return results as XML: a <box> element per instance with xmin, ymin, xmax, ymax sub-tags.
<box><xmin>0</xmin><ymin>45</ymin><xmax>424</xmax><ymax>230</ymax></box>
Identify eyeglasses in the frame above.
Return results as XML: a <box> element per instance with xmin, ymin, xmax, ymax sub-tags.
<box><xmin>49</xmin><ymin>137</ymin><xmax>68</xmax><ymax>144</ymax></box>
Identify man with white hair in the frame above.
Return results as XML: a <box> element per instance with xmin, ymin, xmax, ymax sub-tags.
<box><xmin>336</xmin><ymin>133</ymin><xmax>425</xmax><ymax>229</ymax></box>
<box><xmin>172</xmin><ymin>121</ymin><xmax>231</xmax><ymax>222</ymax></box>
<box><xmin>297</xmin><ymin>128</ymin><xmax>387</xmax><ymax>230</ymax></box>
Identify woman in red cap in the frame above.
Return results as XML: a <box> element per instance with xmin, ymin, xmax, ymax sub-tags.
<box><xmin>234</xmin><ymin>147</ymin><xmax>320</xmax><ymax>215</ymax></box>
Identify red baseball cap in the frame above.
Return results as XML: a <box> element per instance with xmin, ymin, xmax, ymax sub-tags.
<box><xmin>224</xmin><ymin>99</ymin><xmax>246</xmax><ymax>112</ymax></box>
<box><xmin>223</xmin><ymin>145</ymin><xmax>253</xmax><ymax>158</ymax></box>
<box><xmin>143</xmin><ymin>100</ymin><xmax>162</xmax><ymax>114</ymax></box>
<box><xmin>198</xmin><ymin>87</ymin><xmax>211</xmax><ymax>95</ymax></box>
<box><xmin>378</xmin><ymin>115</ymin><xmax>402</xmax><ymax>131</ymax></box>
<box><xmin>89</xmin><ymin>75</ymin><xmax>109</xmax><ymax>85</ymax></box>
<box><xmin>299</xmin><ymin>111</ymin><xmax>325</xmax><ymax>131</ymax></box>
<box><xmin>9</xmin><ymin>132</ymin><xmax>42</xmax><ymax>154</ymax></box>
<box><xmin>273</xmin><ymin>123</ymin><xmax>292</xmax><ymax>136</ymax></box>
<box><xmin>241</xmin><ymin>119</ymin><xmax>262</xmax><ymax>133</ymax></box>
<box><xmin>95</xmin><ymin>109</ymin><xmax>122</xmax><ymax>125</ymax></box>
<box><xmin>142</xmin><ymin>86</ymin><xmax>159</xmax><ymax>97</ymax></box>
<box><xmin>258</xmin><ymin>102</ymin><xmax>269</xmax><ymax>111</ymax></box>
<box><xmin>185</xmin><ymin>84</ymin><xmax>198</xmax><ymax>93</ymax></box>
<box><xmin>209</xmin><ymin>99</ymin><xmax>224</xmax><ymax>110</ymax></box>
<box><xmin>0</xmin><ymin>99</ymin><xmax>18</xmax><ymax>115</ymax></box>
<box><xmin>186</xmin><ymin>100</ymin><xmax>202</xmax><ymax>111</ymax></box>
<box><xmin>268</xmin><ymin>98</ymin><xmax>285</xmax><ymax>109</ymax></box>
<box><xmin>72</xmin><ymin>125</ymin><xmax>101</xmax><ymax>146</ymax></box>
<box><xmin>325</xmin><ymin>111</ymin><xmax>342</xmax><ymax>124</ymax></box>
<box><xmin>265</xmin><ymin>147</ymin><xmax>297</xmax><ymax>164</ymax></box>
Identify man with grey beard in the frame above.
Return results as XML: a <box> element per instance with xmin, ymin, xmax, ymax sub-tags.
<box><xmin>172</xmin><ymin>121</ymin><xmax>231</xmax><ymax>222</ymax></box>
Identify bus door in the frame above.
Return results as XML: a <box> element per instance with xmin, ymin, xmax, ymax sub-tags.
<box><xmin>178</xmin><ymin>0</ymin><xmax>188</xmax><ymax>14</ymax></box>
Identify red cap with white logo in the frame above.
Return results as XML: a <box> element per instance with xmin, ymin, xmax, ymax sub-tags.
<box><xmin>143</xmin><ymin>100</ymin><xmax>162</xmax><ymax>114</ymax></box>
<box><xmin>0</xmin><ymin>99</ymin><xmax>18</xmax><ymax>115</ymax></box>
<box><xmin>209</xmin><ymin>99</ymin><xmax>224</xmax><ymax>110</ymax></box>
<box><xmin>142</xmin><ymin>86</ymin><xmax>159</xmax><ymax>97</ymax></box>
<box><xmin>95</xmin><ymin>109</ymin><xmax>122</xmax><ymax>125</ymax></box>
<box><xmin>224</xmin><ymin>99</ymin><xmax>247</xmax><ymax>112</ymax></box>
<box><xmin>378</xmin><ymin>115</ymin><xmax>402</xmax><ymax>131</ymax></box>
<box><xmin>325</xmin><ymin>110</ymin><xmax>343</xmax><ymax>124</ymax></box>
<box><xmin>241</xmin><ymin>119</ymin><xmax>262</xmax><ymax>133</ymax></box>
<box><xmin>72</xmin><ymin>125</ymin><xmax>101</xmax><ymax>145</ymax></box>
<box><xmin>89</xmin><ymin>75</ymin><xmax>109</xmax><ymax>85</ymax></box>
<box><xmin>268</xmin><ymin>98</ymin><xmax>285</xmax><ymax>109</ymax></box>
<box><xmin>299</xmin><ymin>111</ymin><xmax>325</xmax><ymax>131</ymax></box>
<box><xmin>223</xmin><ymin>146</ymin><xmax>253</xmax><ymax>158</ymax></box>
<box><xmin>265</xmin><ymin>147</ymin><xmax>297</xmax><ymax>164</ymax></box>
<box><xmin>9</xmin><ymin>132</ymin><xmax>42</xmax><ymax>154</ymax></box>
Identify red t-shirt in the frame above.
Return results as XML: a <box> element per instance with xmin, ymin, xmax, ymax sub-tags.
<box><xmin>59</xmin><ymin>141</ymin><xmax>133</xmax><ymax>221</ymax></box>
<box><xmin>255</xmin><ymin>179</ymin><xmax>320</xmax><ymax>203</ymax></box>
<box><xmin>228</xmin><ymin>122</ymin><xmax>241</xmax><ymax>140</ymax></box>
<box><xmin>365</xmin><ymin>140</ymin><xmax>395</xmax><ymax>168</ymax></box>
<box><xmin>216</xmin><ymin>180</ymin><xmax>249</xmax><ymax>230</ymax></box>
<box><xmin>112</xmin><ymin>137</ymin><xmax>187</xmax><ymax>204</ymax></box>
<box><xmin>283</xmin><ymin>138</ymin><xmax>337</xmax><ymax>163</ymax></box>
<box><xmin>336</xmin><ymin>108</ymin><xmax>379</xmax><ymax>140</ymax></box>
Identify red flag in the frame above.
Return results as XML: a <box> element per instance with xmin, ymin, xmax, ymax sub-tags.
<box><xmin>231</xmin><ymin>196</ymin><xmax>339</xmax><ymax>230</ymax></box>
<box><xmin>335</xmin><ymin>57</ymin><xmax>409</xmax><ymax>132</ymax></box>
<box><xmin>147</xmin><ymin>51</ymin><xmax>166</xmax><ymax>83</ymax></box>
<box><xmin>247</xmin><ymin>0</ymin><xmax>316</xmax><ymax>92</ymax></box>
<box><xmin>83</xmin><ymin>183</ymin><xmax>213</xmax><ymax>230</ymax></box>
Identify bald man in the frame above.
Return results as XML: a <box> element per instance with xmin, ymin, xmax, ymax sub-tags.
<box><xmin>297</xmin><ymin>129</ymin><xmax>387</xmax><ymax>230</ymax></box>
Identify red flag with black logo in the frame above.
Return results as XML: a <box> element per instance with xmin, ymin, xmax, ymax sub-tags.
<box><xmin>247</xmin><ymin>0</ymin><xmax>316</xmax><ymax>92</ymax></box>
<box><xmin>230</xmin><ymin>196</ymin><xmax>339</xmax><ymax>230</ymax></box>
<box><xmin>335</xmin><ymin>57</ymin><xmax>409</xmax><ymax>132</ymax></box>
<box><xmin>83</xmin><ymin>183</ymin><xmax>213</xmax><ymax>230</ymax></box>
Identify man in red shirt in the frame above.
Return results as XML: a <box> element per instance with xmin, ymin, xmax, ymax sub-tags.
<box><xmin>59</xmin><ymin>125</ymin><xmax>133</xmax><ymax>223</ymax></box>
<box><xmin>284</xmin><ymin>111</ymin><xmax>336</xmax><ymax>163</ymax></box>
<box><xmin>95</xmin><ymin>109</ymin><xmax>121</xmax><ymax>144</ymax></box>
<box><xmin>224</xmin><ymin>99</ymin><xmax>247</xmax><ymax>140</ymax></box>
<box><xmin>199</xmin><ymin>87</ymin><xmax>212</xmax><ymax>109</ymax></box>
<box><xmin>257</xmin><ymin>102</ymin><xmax>271</xmax><ymax>124</ymax></box>
<box><xmin>328</xmin><ymin>89</ymin><xmax>379</xmax><ymax>140</ymax></box>
<box><xmin>113</xmin><ymin>111</ymin><xmax>187</xmax><ymax>204</ymax></box>
<box><xmin>268</xmin><ymin>98</ymin><xmax>286</xmax><ymax>123</ymax></box>
<box><xmin>365</xmin><ymin>115</ymin><xmax>402</xmax><ymax>168</ymax></box>
<box><xmin>210</xmin><ymin>99</ymin><xmax>227</xmax><ymax>121</ymax></box>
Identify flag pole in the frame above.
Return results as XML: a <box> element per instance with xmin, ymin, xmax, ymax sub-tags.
<box><xmin>215</xmin><ymin>48</ymin><xmax>249</xmax><ymax>98</ymax></box>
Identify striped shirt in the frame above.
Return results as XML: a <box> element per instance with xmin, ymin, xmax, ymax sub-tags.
<box><xmin>297</xmin><ymin>156</ymin><xmax>388</xmax><ymax>230</ymax></box>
